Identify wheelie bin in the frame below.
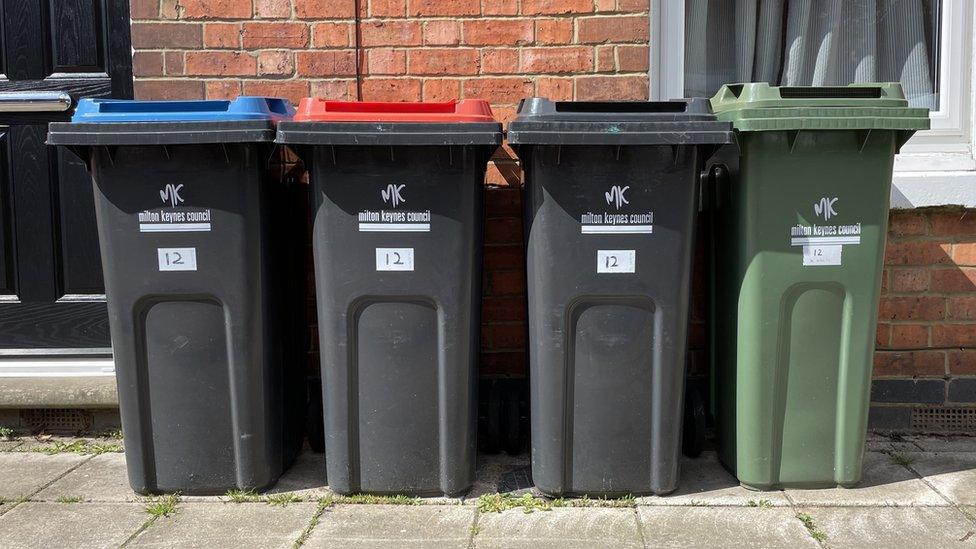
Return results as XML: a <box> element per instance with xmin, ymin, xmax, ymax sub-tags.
<box><xmin>47</xmin><ymin>97</ymin><xmax>305</xmax><ymax>495</ymax></box>
<box><xmin>508</xmin><ymin>98</ymin><xmax>731</xmax><ymax>496</ymax></box>
<box><xmin>276</xmin><ymin>99</ymin><xmax>502</xmax><ymax>496</ymax></box>
<box><xmin>705</xmin><ymin>83</ymin><xmax>929</xmax><ymax>489</ymax></box>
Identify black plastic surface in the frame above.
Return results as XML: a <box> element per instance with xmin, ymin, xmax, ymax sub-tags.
<box><xmin>47</xmin><ymin>120</ymin><xmax>276</xmax><ymax>145</ymax></box>
<box><xmin>277</xmin><ymin>121</ymin><xmax>503</xmax><ymax>146</ymax></box>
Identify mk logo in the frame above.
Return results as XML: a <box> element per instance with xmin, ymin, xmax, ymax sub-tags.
<box><xmin>605</xmin><ymin>185</ymin><xmax>629</xmax><ymax>210</ymax></box>
<box><xmin>814</xmin><ymin>197</ymin><xmax>838</xmax><ymax>221</ymax></box>
<box><xmin>160</xmin><ymin>184</ymin><xmax>184</xmax><ymax>207</ymax></box>
<box><xmin>381</xmin><ymin>184</ymin><xmax>406</xmax><ymax>208</ymax></box>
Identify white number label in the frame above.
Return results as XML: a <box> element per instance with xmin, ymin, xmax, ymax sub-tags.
<box><xmin>803</xmin><ymin>244</ymin><xmax>842</xmax><ymax>266</ymax></box>
<box><xmin>157</xmin><ymin>247</ymin><xmax>197</xmax><ymax>271</ymax></box>
<box><xmin>376</xmin><ymin>248</ymin><xmax>414</xmax><ymax>271</ymax></box>
<box><xmin>597</xmin><ymin>250</ymin><xmax>635</xmax><ymax>274</ymax></box>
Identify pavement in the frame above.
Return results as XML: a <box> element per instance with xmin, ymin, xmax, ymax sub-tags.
<box><xmin>0</xmin><ymin>432</ymin><xmax>974</xmax><ymax>548</ymax></box>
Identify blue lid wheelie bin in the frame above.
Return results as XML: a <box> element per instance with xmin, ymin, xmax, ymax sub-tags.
<box><xmin>47</xmin><ymin>97</ymin><xmax>306</xmax><ymax>495</ymax></box>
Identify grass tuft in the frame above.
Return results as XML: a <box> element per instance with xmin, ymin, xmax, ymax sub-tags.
<box><xmin>477</xmin><ymin>493</ymin><xmax>552</xmax><ymax>514</ymax></box>
<box><xmin>336</xmin><ymin>494</ymin><xmax>421</xmax><ymax>505</ymax></box>
<box><xmin>35</xmin><ymin>440</ymin><xmax>123</xmax><ymax>456</ymax></box>
<box><xmin>55</xmin><ymin>495</ymin><xmax>84</xmax><ymax>504</ymax></box>
<box><xmin>0</xmin><ymin>426</ymin><xmax>14</xmax><ymax>440</ymax></box>
<box><xmin>224</xmin><ymin>488</ymin><xmax>260</xmax><ymax>503</ymax></box>
<box><xmin>292</xmin><ymin>499</ymin><xmax>331</xmax><ymax>548</ymax></box>
<box><xmin>747</xmin><ymin>499</ymin><xmax>773</xmax><ymax>509</ymax></box>
<box><xmin>144</xmin><ymin>493</ymin><xmax>181</xmax><ymax>518</ymax></box>
<box><xmin>796</xmin><ymin>512</ymin><xmax>827</xmax><ymax>542</ymax></box>
<box><xmin>266</xmin><ymin>493</ymin><xmax>305</xmax><ymax>507</ymax></box>
<box><xmin>889</xmin><ymin>453</ymin><xmax>914</xmax><ymax>468</ymax></box>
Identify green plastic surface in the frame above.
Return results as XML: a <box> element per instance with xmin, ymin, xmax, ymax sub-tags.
<box><xmin>706</xmin><ymin>83</ymin><xmax>929</xmax><ymax>489</ymax></box>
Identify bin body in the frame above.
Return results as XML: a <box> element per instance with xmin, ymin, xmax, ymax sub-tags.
<box><xmin>707</xmin><ymin>83</ymin><xmax>929</xmax><ymax>489</ymax></box>
<box><xmin>509</xmin><ymin>99</ymin><xmax>730</xmax><ymax>496</ymax></box>
<box><xmin>47</xmin><ymin>97</ymin><xmax>304</xmax><ymax>495</ymax></box>
<box><xmin>277</xmin><ymin>99</ymin><xmax>501</xmax><ymax>496</ymax></box>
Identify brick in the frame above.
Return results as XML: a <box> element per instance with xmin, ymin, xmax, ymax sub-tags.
<box><xmin>687</xmin><ymin>322</ymin><xmax>705</xmax><ymax>348</ymax></box>
<box><xmin>930</xmin><ymin>210</ymin><xmax>976</xmax><ymax>236</ymax></box>
<box><xmin>879</xmin><ymin>296</ymin><xmax>945</xmax><ymax>321</ymax></box>
<box><xmin>890</xmin><ymin>268</ymin><xmax>928</xmax><ymax>292</ymax></box>
<box><xmin>576</xmin><ymin>75</ymin><xmax>648</xmax><ymax>100</ymax></box>
<box><xmin>130</xmin><ymin>0</ymin><xmax>159</xmax><ymax>19</ymax></box>
<box><xmin>422</xmin><ymin>79</ymin><xmax>460</xmax><ymax>102</ymax></box>
<box><xmin>535</xmin><ymin>19</ymin><xmax>573</xmax><ymax>45</ymax></box>
<box><xmin>361</xmin><ymin>78</ymin><xmax>422</xmax><ymax>102</ymax></box>
<box><xmin>952</xmin><ymin>243</ymin><xmax>976</xmax><ymax>266</ymax></box>
<box><xmin>132</xmin><ymin>52</ymin><xmax>164</xmax><ymax>77</ymax></box>
<box><xmin>949</xmin><ymin>350</ymin><xmax>976</xmax><ymax>375</ymax></box>
<box><xmin>243</xmin><ymin>80</ymin><xmax>309</xmax><ymax>105</ymax></box>
<box><xmin>870</xmin><ymin>379</ymin><xmax>944</xmax><ymax>404</ymax></box>
<box><xmin>889</xmin><ymin>324</ymin><xmax>929</xmax><ymax>349</ymax></box>
<box><xmin>880</xmin><ymin>268</ymin><xmax>889</xmax><ymax>293</ymax></box>
<box><xmin>595</xmin><ymin>0</ymin><xmax>615</xmax><ymax>11</ymax></box>
<box><xmin>164</xmin><ymin>52</ymin><xmax>185</xmax><ymax>75</ymax></box>
<box><xmin>948</xmin><ymin>296</ymin><xmax>976</xmax><ymax>320</ymax></box>
<box><xmin>205</xmin><ymin>80</ymin><xmax>241</xmax><ymax>100</ymax></box>
<box><xmin>243</xmin><ymin>22</ymin><xmax>309</xmax><ymax>48</ymax></box>
<box><xmin>185</xmin><ymin>51</ymin><xmax>257</xmax><ymax>76</ymax></box>
<box><xmin>407</xmin><ymin>0</ymin><xmax>479</xmax><ymax>16</ymax></box>
<box><xmin>310</xmin><ymin>79</ymin><xmax>357</xmax><ymax>101</ymax></box>
<box><xmin>867</xmin><ymin>406</ymin><xmax>912</xmax><ymax>430</ymax></box>
<box><xmin>883</xmin><ymin>240</ymin><xmax>952</xmax><ymax>266</ymax></box>
<box><xmin>521</xmin><ymin>0</ymin><xmax>593</xmax><ymax>15</ymax></box>
<box><xmin>483</xmin><ymin>0</ymin><xmax>517</xmax><ymax>14</ymax></box>
<box><xmin>408</xmin><ymin>49</ymin><xmax>479</xmax><ymax>75</ymax></box>
<box><xmin>618</xmin><ymin>0</ymin><xmax>650</xmax><ymax>11</ymax></box>
<box><xmin>296</xmin><ymin>50</ymin><xmax>358</xmax><ymax>77</ymax></box>
<box><xmin>370</xmin><ymin>0</ymin><xmax>405</xmax><ymax>16</ymax></box>
<box><xmin>254</xmin><ymin>0</ymin><xmax>292</xmax><ymax>17</ymax></box>
<box><xmin>488</xmin><ymin>270</ymin><xmax>525</xmax><ymax>295</ymax></box>
<box><xmin>483</xmin><ymin>245</ymin><xmax>524</xmax><ymax>270</ymax></box>
<box><xmin>933</xmin><ymin>325</ymin><xmax>976</xmax><ymax>347</ymax></box>
<box><xmin>424</xmin><ymin>21</ymin><xmax>460</xmax><ymax>46</ymax></box>
<box><xmin>295</xmin><ymin>0</ymin><xmax>355</xmax><ymax>18</ymax></box>
<box><xmin>160</xmin><ymin>0</ymin><xmax>181</xmax><ymax>19</ymax></box>
<box><xmin>948</xmin><ymin>379</ymin><xmax>976</xmax><ymax>403</ymax></box>
<box><xmin>931</xmin><ymin>268</ymin><xmax>976</xmax><ymax>292</ymax></box>
<box><xmin>485</xmin><ymin>161</ymin><xmax>522</xmax><ymax>186</ymax></box>
<box><xmin>521</xmin><ymin>47</ymin><xmax>593</xmax><ymax>73</ymax></box>
<box><xmin>482</xmin><ymin>297</ymin><xmax>527</xmax><ymax>322</ymax></box>
<box><xmin>486</xmin><ymin>323</ymin><xmax>527</xmax><ymax>349</ymax></box>
<box><xmin>182</xmin><ymin>0</ymin><xmax>253</xmax><ymax>18</ymax></box>
<box><xmin>361</xmin><ymin>21</ymin><xmax>422</xmax><ymax>47</ymax></box>
<box><xmin>596</xmin><ymin>45</ymin><xmax>615</xmax><ymax>71</ymax></box>
<box><xmin>484</xmin><ymin>217</ymin><xmax>523</xmax><ymax>244</ymax></box>
<box><xmin>367</xmin><ymin>48</ymin><xmax>406</xmax><ymax>75</ymax></box>
<box><xmin>536</xmin><ymin>77</ymin><xmax>573</xmax><ymax>100</ymax></box>
<box><xmin>485</xmin><ymin>187</ymin><xmax>522</xmax><ymax>217</ymax></box>
<box><xmin>257</xmin><ymin>50</ymin><xmax>294</xmax><ymax>76</ymax></box>
<box><xmin>134</xmin><ymin>80</ymin><xmax>205</xmax><ymax>100</ymax></box>
<box><xmin>312</xmin><ymin>22</ymin><xmax>353</xmax><ymax>47</ymax></box>
<box><xmin>492</xmin><ymin>105</ymin><xmax>518</xmax><ymax>126</ymax></box>
<box><xmin>203</xmin><ymin>23</ymin><xmax>240</xmax><ymax>48</ymax></box>
<box><xmin>889</xmin><ymin>211</ymin><xmax>928</xmax><ymax>236</ymax></box>
<box><xmin>480</xmin><ymin>352</ymin><xmax>526</xmax><ymax>377</ymax></box>
<box><xmin>617</xmin><ymin>44</ymin><xmax>649</xmax><ymax>71</ymax></box>
<box><xmin>876</xmin><ymin>322</ymin><xmax>891</xmax><ymax>347</ymax></box>
<box><xmin>131</xmin><ymin>22</ymin><xmax>202</xmax><ymax>48</ymax></box>
<box><xmin>578</xmin><ymin>15</ymin><xmax>648</xmax><ymax>44</ymax></box>
<box><xmin>463</xmin><ymin>77</ymin><xmax>534</xmax><ymax>104</ymax></box>
<box><xmin>463</xmin><ymin>19</ymin><xmax>533</xmax><ymax>46</ymax></box>
<box><xmin>873</xmin><ymin>351</ymin><xmax>945</xmax><ymax>377</ymax></box>
<box><xmin>481</xmin><ymin>49</ymin><xmax>519</xmax><ymax>75</ymax></box>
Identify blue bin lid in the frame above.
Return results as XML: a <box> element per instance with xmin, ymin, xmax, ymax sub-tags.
<box><xmin>71</xmin><ymin>96</ymin><xmax>294</xmax><ymax>123</ymax></box>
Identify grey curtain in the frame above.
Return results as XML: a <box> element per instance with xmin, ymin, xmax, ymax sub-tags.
<box><xmin>684</xmin><ymin>0</ymin><xmax>940</xmax><ymax>108</ymax></box>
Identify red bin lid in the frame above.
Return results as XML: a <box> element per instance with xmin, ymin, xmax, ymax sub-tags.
<box><xmin>293</xmin><ymin>99</ymin><xmax>496</xmax><ymax>123</ymax></box>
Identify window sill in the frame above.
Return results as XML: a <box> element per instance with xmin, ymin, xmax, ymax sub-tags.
<box><xmin>892</xmin><ymin>169</ymin><xmax>976</xmax><ymax>209</ymax></box>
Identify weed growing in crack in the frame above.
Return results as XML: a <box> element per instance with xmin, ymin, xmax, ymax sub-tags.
<box><xmin>747</xmin><ymin>499</ymin><xmax>773</xmax><ymax>509</ymax></box>
<box><xmin>55</xmin><ymin>495</ymin><xmax>83</xmax><ymax>504</ymax></box>
<box><xmin>477</xmin><ymin>493</ymin><xmax>552</xmax><ymax>514</ymax></box>
<box><xmin>144</xmin><ymin>494</ymin><xmax>181</xmax><ymax>518</ymax></box>
<box><xmin>336</xmin><ymin>494</ymin><xmax>421</xmax><ymax>505</ymax></box>
<box><xmin>224</xmin><ymin>489</ymin><xmax>260</xmax><ymax>503</ymax></box>
<box><xmin>796</xmin><ymin>512</ymin><xmax>827</xmax><ymax>542</ymax></box>
<box><xmin>889</xmin><ymin>453</ymin><xmax>914</xmax><ymax>467</ymax></box>
<box><xmin>0</xmin><ymin>426</ymin><xmax>14</xmax><ymax>440</ymax></box>
<box><xmin>266</xmin><ymin>493</ymin><xmax>304</xmax><ymax>507</ymax></box>
<box><xmin>36</xmin><ymin>440</ymin><xmax>122</xmax><ymax>456</ymax></box>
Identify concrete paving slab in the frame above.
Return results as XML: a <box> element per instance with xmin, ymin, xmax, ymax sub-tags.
<box><xmin>128</xmin><ymin>502</ymin><xmax>317</xmax><ymax>548</ymax></box>
<box><xmin>638</xmin><ymin>452</ymin><xmax>790</xmax><ymax>506</ymax></box>
<box><xmin>465</xmin><ymin>453</ymin><xmax>532</xmax><ymax>502</ymax></box>
<box><xmin>474</xmin><ymin>507</ymin><xmax>642</xmax><ymax>549</ymax></box>
<box><xmin>34</xmin><ymin>452</ymin><xmax>138</xmax><ymax>502</ymax></box>
<box><xmin>911</xmin><ymin>436</ymin><xmax>976</xmax><ymax>453</ymax></box>
<box><xmin>906</xmin><ymin>451</ymin><xmax>976</xmax><ymax>505</ymax></box>
<box><xmin>0</xmin><ymin>440</ymin><xmax>23</xmax><ymax>451</ymax></box>
<box><xmin>798</xmin><ymin>506</ymin><xmax>976</xmax><ymax>548</ymax></box>
<box><xmin>306</xmin><ymin>504</ymin><xmax>475</xmax><ymax>548</ymax></box>
<box><xmin>865</xmin><ymin>436</ymin><xmax>923</xmax><ymax>453</ymax></box>
<box><xmin>265</xmin><ymin>451</ymin><xmax>331</xmax><ymax>499</ymax></box>
<box><xmin>785</xmin><ymin>450</ymin><xmax>946</xmax><ymax>506</ymax></box>
<box><xmin>0</xmin><ymin>502</ymin><xmax>146</xmax><ymax>549</ymax></box>
<box><xmin>637</xmin><ymin>506</ymin><xmax>820</xmax><ymax>548</ymax></box>
<box><xmin>0</xmin><ymin>452</ymin><xmax>86</xmax><ymax>499</ymax></box>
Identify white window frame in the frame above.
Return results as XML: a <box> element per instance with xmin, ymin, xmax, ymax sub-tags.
<box><xmin>650</xmin><ymin>0</ymin><xmax>976</xmax><ymax>209</ymax></box>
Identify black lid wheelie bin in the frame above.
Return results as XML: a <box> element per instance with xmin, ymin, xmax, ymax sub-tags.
<box><xmin>277</xmin><ymin>99</ymin><xmax>502</xmax><ymax>496</ymax></box>
<box><xmin>508</xmin><ymin>98</ymin><xmax>731</xmax><ymax>497</ymax></box>
<box><xmin>47</xmin><ymin>97</ymin><xmax>305</xmax><ymax>495</ymax></box>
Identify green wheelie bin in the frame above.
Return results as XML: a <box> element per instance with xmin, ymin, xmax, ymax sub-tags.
<box><xmin>705</xmin><ymin>83</ymin><xmax>929</xmax><ymax>490</ymax></box>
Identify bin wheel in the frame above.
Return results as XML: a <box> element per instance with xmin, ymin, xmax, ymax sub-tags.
<box><xmin>484</xmin><ymin>382</ymin><xmax>503</xmax><ymax>454</ymax></box>
<box><xmin>682</xmin><ymin>386</ymin><xmax>706</xmax><ymax>458</ymax></box>
<box><xmin>306</xmin><ymin>381</ymin><xmax>325</xmax><ymax>454</ymax></box>
<box><xmin>502</xmin><ymin>385</ymin><xmax>521</xmax><ymax>455</ymax></box>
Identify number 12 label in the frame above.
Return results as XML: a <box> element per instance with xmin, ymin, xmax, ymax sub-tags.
<box><xmin>157</xmin><ymin>247</ymin><xmax>197</xmax><ymax>271</ymax></box>
<box><xmin>376</xmin><ymin>248</ymin><xmax>414</xmax><ymax>271</ymax></box>
<box><xmin>597</xmin><ymin>250</ymin><xmax>635</xmax><ymax>274</ymax></box>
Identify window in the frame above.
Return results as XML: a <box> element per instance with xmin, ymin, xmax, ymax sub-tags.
<box><xmin>650</xmin><ymin>0</ymin><xmax>976</xmax><ymax>207</ymax></box>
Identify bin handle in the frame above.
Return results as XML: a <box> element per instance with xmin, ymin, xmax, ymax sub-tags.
<box><xmin>700</xmin><ymin>165</ymin><xmax>729</xmax><ymax>211</ymax></box>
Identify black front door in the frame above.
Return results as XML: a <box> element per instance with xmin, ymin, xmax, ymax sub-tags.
<box><xmin>0</xmin><ymin>0</ymin><xmax>131</xmax><ymax>355</ymax></box>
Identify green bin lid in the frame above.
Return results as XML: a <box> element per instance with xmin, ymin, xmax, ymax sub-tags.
<box><xmin>709</xmin><ymin>82</ymin><xmax>930</xmax><ymax>133</ymax></box>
